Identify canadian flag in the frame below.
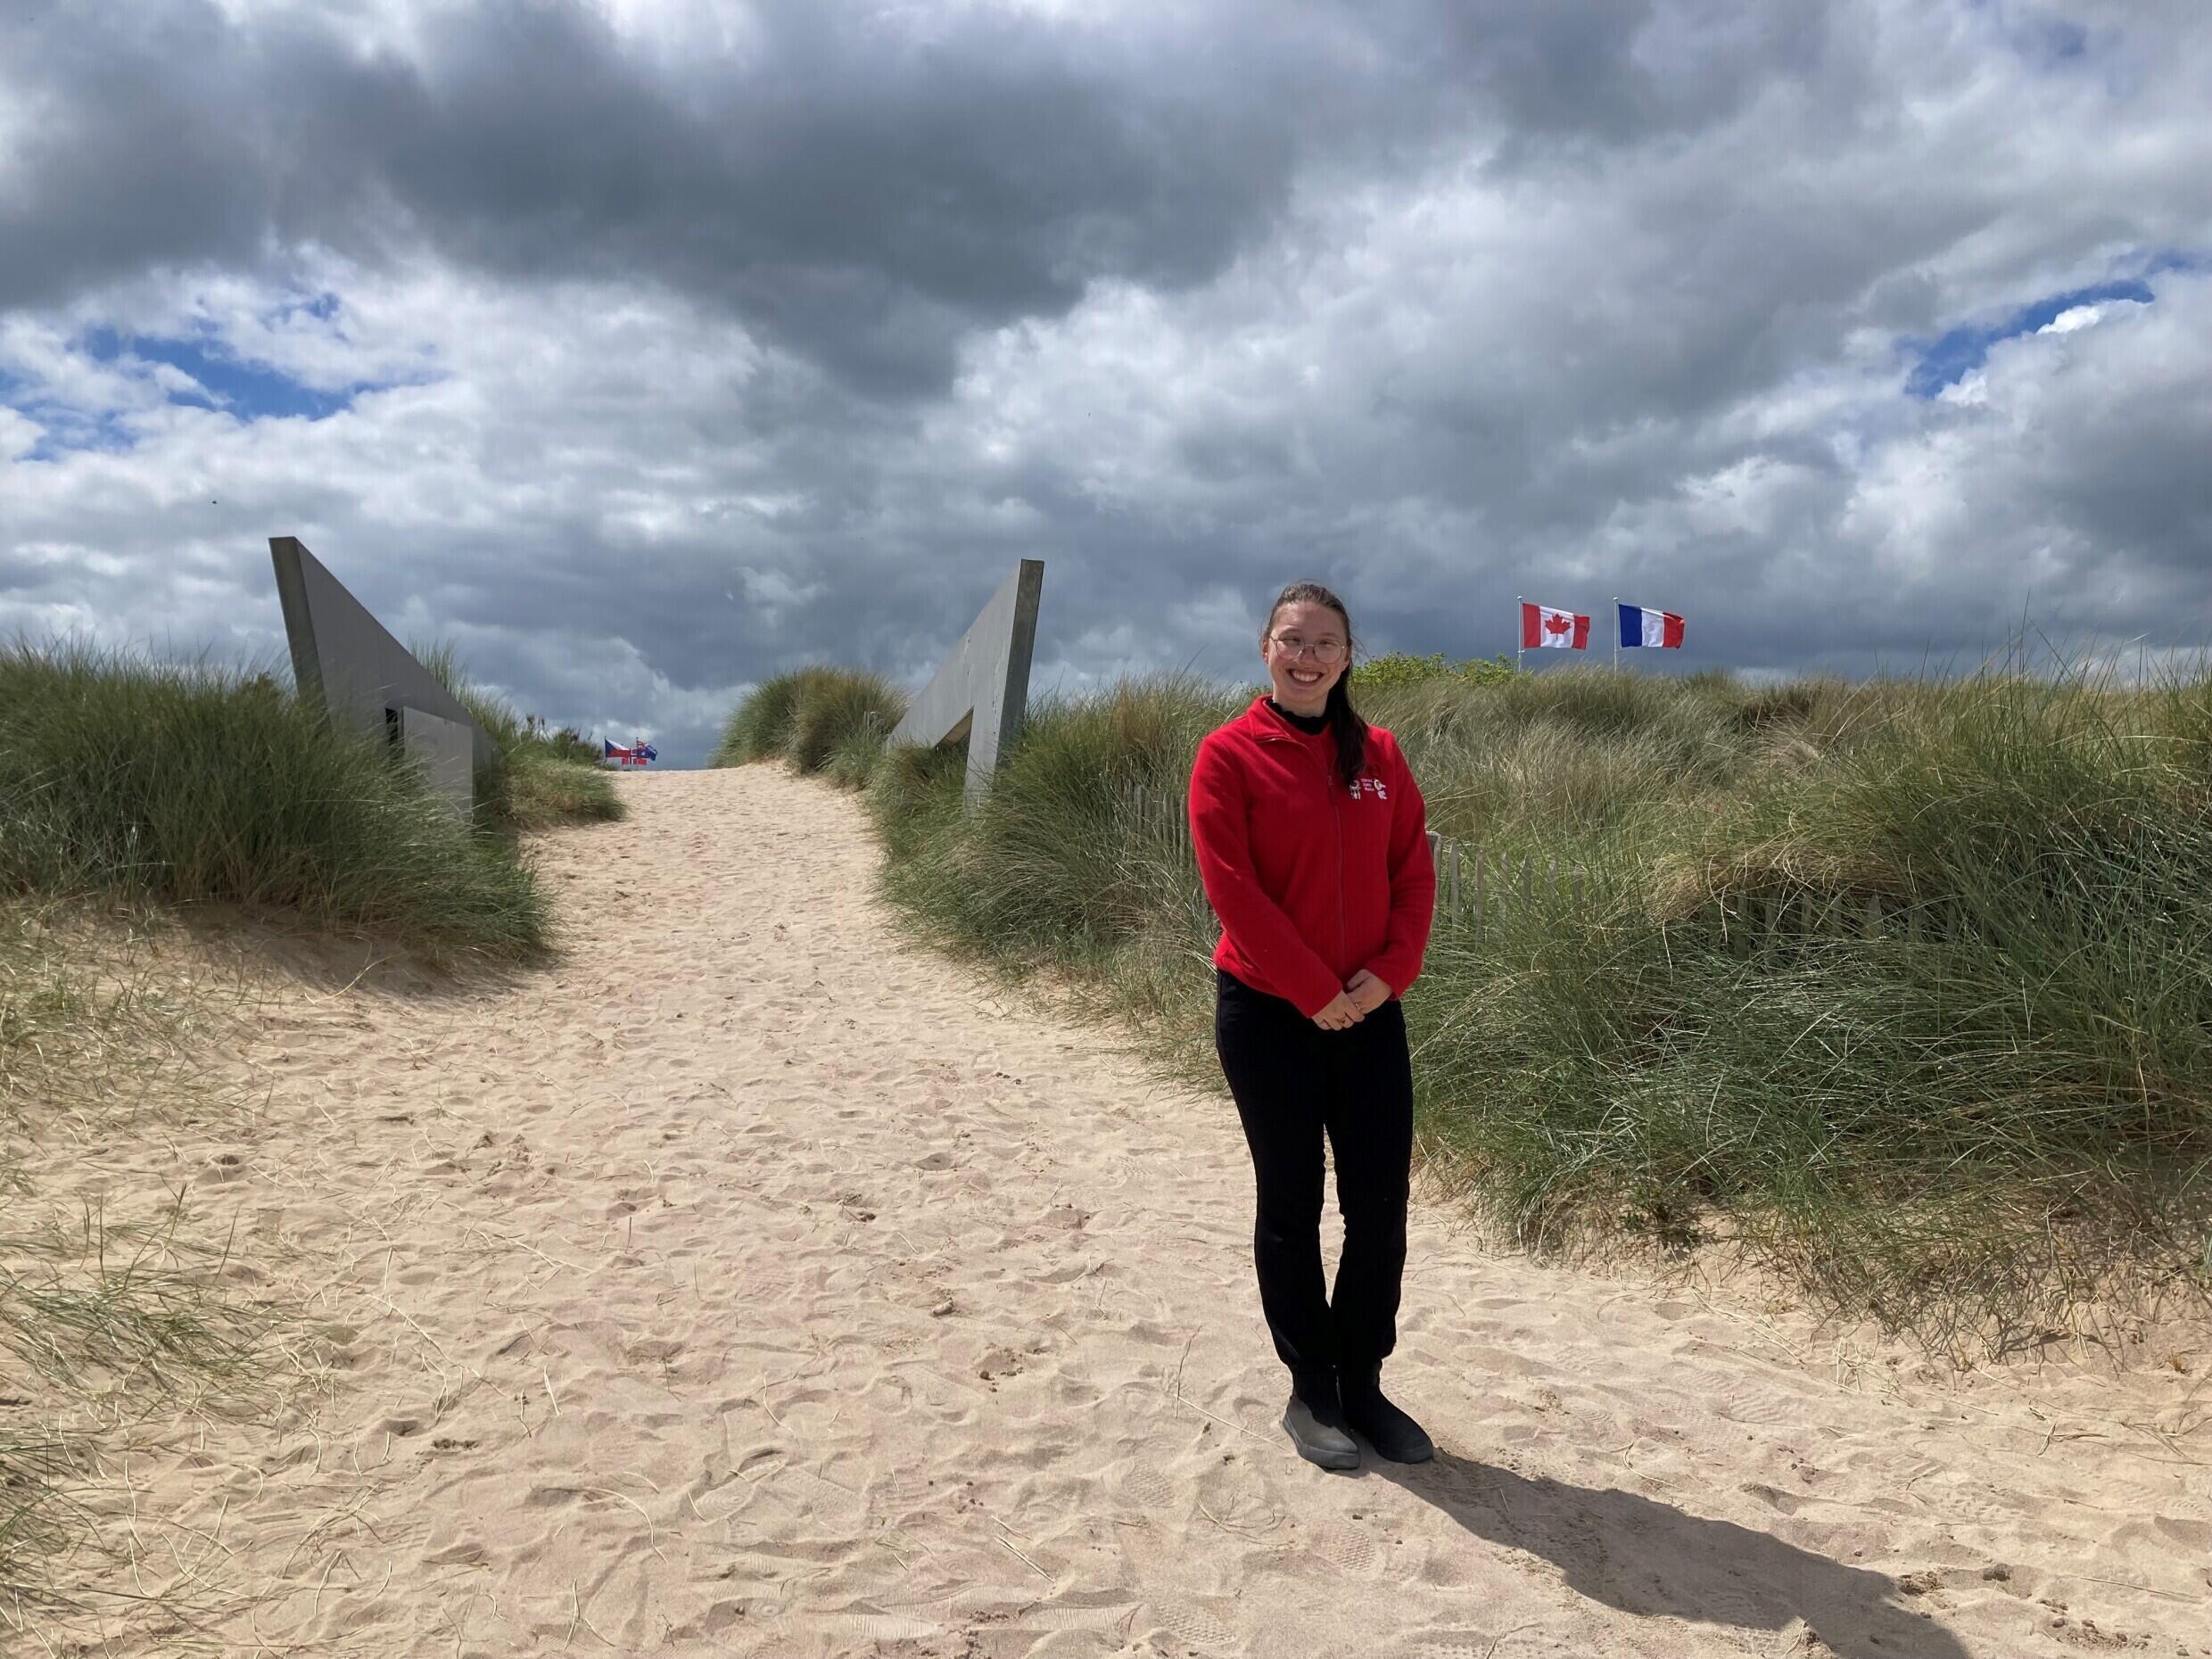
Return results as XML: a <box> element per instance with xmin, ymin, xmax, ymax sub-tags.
<box><xmin>1521</xmin><ymin>601</ymin><xmax>1590</xmax><ymax>650</ymax></box>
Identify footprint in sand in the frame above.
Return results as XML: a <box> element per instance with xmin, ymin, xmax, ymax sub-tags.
<box><xmin>1144</xmin><ymin>1600</ymin><xmax>1237</xmax><ymax>1647</ymax></box>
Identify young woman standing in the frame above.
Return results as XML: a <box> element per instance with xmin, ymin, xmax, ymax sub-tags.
<box><xmin>1187</xmin><ymin>582</ymin><xmax>1437</xmax><ymax>1471</ymax></box>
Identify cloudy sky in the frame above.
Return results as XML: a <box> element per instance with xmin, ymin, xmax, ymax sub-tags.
<box><xmin>4</xmin><ymin>1</ymin><xmax>2208</xmax><ymax>763</ymax></box>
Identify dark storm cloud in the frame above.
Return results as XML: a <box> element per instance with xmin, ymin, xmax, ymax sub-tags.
<box><xmin>1</xmin><ymin>0</ymin><xmax>1321</xmax><ymax>392</ymax></box>
<box><xmin>0</xmin><ymin>1</ymin><xmax>1930</xmax><ymax>397</ymax></box>
<box><xmin>1395</xmin><ymin>0</ymin><xmax>1836</xmax><ymax>153</ymax></box>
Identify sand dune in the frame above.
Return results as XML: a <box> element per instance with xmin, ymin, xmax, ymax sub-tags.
<box><xmin>24</xmin><ymin>763</ymin><xmax>2210</xmax><ymax>1657</ymax></box>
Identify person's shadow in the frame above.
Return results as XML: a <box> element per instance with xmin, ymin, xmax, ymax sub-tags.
<box><xmin>1361</xmin><ymin>1446</ymin><xmax>1974</xmax><ymax>1658</ymax></box>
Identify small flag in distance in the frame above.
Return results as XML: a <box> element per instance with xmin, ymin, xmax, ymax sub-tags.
<box><xmin>1618</xmin><ymin>603</ymin><xmax>1686</xmax><ymax>649</ymax></box>
<box><xmin>1522</xmin><ymin>601</ymin><xmax>1590</xmax><ymax>650</ymax></box>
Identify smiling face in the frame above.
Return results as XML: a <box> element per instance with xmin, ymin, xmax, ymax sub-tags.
<box><xmin>1260</xmin><ymin>598</ymin><xmax>1349</xmax><ymax>717</ymax></box>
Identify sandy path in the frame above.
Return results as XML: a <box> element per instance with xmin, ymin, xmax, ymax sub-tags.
<box><xmin>34</xmin><ymin>764</ymin><xmax>2210</xmax><ymax>1658</ymax></box>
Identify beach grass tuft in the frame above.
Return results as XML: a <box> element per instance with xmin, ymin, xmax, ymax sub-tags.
<box><xmin>1</xmin><ymin>641</ymin><xmax>560</xmax><ymax>963</ymax></box>
<box><xmin>709</xmin><ymin>666</ymin><xmax>906</xmax><ymax>773</ymax></box>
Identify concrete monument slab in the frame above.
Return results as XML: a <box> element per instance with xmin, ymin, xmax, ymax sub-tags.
<box><xmin>269</xmin><ymin>536</ymin><xmax>499</xmax><ymax>806</ymax></box>
<box><xmin>888</xmin><ymin>559</ymin><xmax>1044</xmax><ymax>802</ymax></box>
<box><xmin>398</xmin><ymin>706</ymin><xmax>475</xmax><ymax>818</ymax></box>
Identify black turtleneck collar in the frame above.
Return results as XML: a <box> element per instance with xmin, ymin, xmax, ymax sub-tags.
<box><xmin>1266</xmin><ymin>697</ymin><xmax>1330</xmax><ymax>737</ymax></box>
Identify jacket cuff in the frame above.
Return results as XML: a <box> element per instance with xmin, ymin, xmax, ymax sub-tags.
<box><xmin>1364</xmin><ymin>953</ymin><xmax>1419</xmax><ymax>1000</ymax></box>
<box><xmin>1288</xmin><ymin>964</ymin><xmax>1345</xmax><ymax>1019</ymax></box>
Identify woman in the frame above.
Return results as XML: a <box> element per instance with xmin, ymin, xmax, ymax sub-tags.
<box><xmin>1187</xmin><ymin>581</ymin><xmax>1437</xmax><ymax>1471</ymax></box>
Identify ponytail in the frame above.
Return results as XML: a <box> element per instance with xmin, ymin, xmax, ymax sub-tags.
<box><xmin>1265</xmin><ymin>580</ymin><xmax>1368</xmax><ymax>791</ymax></box>
<box><xmin>1323</xmin><ymin>671</ymin><xmax>1367</xmax><ymax>792</ymax></box>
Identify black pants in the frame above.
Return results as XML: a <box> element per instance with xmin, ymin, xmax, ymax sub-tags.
<box><xmin>1214</xmin><ymin>968</ymin><xmax>1414</xmax><ymax>1387</ymax></box>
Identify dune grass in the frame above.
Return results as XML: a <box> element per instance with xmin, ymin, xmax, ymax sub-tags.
<box><xmin>721</xmin><ymin>656</ymin><xmax>2212</xmax><ymax>1350</ymax></box>
<box><xmin>0</xmin><ymin>642</ymin><xmax>560</xmax><ymax>964</ymax></box>
<box><xmin>709</xmin><ymin>665</ymin><xmax>907</xmax><ymax>773</ymax></box>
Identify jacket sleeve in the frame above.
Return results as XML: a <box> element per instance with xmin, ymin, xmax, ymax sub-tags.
<box><xmin>1187</xmin><ymin>736</ymin><xmax>1345</xmax><ymax>1019</ymax></box>
<box><xmin>1364</xmin><ymin>734</ymin><xmax>1436</xmax><ymax>998</ymax></box>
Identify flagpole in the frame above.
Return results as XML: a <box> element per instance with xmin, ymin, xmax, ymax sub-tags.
<box><xmin>1515</xmin><ymin>593</ymin><xmax>1523</xmax><ymax>674</ymax></box>
<box><xmin>1613</xmin><ymin>596</ymin><xmax>1619</xmax><ymax>673</ymax></box>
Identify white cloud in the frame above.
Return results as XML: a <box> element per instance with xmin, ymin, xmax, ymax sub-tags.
<box><xmin>1838</xmin><ymin>269</ymin><xmax>2212</xmax><ymax>636</ymax></box>
<box><xmin>1936</xmin><ymin>368</ymin><xmax>1988</xmax><ymax>406</ymax></box>
<box><xmin>0</xmin><ymin>405</ymin><xmax>40</xmax><ymax>460</ymax></box>
<box><xmin>2038</xmin><ymin>303</ymin><xmax>2105</xmax><ymax>334</ymax></box>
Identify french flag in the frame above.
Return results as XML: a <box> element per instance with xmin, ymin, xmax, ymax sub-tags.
<box><xmin>1522</xmin><ymin>601</ymin><xmax>1590</xmax><ymax>650</ymax></box>
<box><xmin>1618</xmin><ymin>603</ymin><xmax>1686</xmax><ymax>649</ymax></box>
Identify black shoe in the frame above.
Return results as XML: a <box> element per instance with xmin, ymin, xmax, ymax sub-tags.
<box><xmin>1340</xmin><ymin>1366</ymin><xmax>1433</xmax><ymax>1464</ymax></box>
<box><xmin>1281</xmin><ymin>1391</ymin><xmax>1360</xmax><ymax>1470</ymax></box>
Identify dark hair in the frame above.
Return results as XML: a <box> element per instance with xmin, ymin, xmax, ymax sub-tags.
<box><xmin>1263</xmin><ymin>580</ymin><xmax>1367</xmax><ymax>790</ymax></box>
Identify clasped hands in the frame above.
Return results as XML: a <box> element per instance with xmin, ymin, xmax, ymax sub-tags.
<box><xmin>1313</xmin><ymin>968</ymin><xmax>1391</xmax><ymax>1031</ymax></box>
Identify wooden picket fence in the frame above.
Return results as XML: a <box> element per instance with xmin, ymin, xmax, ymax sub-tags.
<box><xmin>1422</xmin><ymin>835</ymin><xmax>1590</xmax><ymax>941</ymax></box>
<box><xmin>1126</xmin><ymin>780</ymin><xmax>1918</xmax><ymax>947</ymax></box>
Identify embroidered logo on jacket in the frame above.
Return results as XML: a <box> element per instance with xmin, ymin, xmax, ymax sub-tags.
<box><xmin>1349</xmin><ymin>777</ymin><xmax>1389</xmax><ymax>801</ymax></box>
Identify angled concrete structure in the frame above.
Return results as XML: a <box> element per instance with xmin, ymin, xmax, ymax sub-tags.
<box><xmin>269</xmin><ymin>535</ymin><xmax>497</xmax><ymax>816</ymax></box>
<box><xmin>888</xmin><ymin>559</ymin><xmax>1044</xmax><ymax>802</ymax></box>
<box><xmin>398</xmin><ymin>707</ymin><xmax>475</xmax><ymax>818</ymax></box>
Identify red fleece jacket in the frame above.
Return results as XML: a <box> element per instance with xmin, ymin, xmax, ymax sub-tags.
<box><xmin>1187</xmin><ymin>695</ymin><xmax>1436</xmax><ymax>1019</ymax></box>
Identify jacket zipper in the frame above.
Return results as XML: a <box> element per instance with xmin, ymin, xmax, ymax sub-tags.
<box><xmin>1333</xmin><ymin>774</ymin><xmax>1347</xmax><ymax>969</ymax></box>
<box><xmin>1257</xmin><ymin>717</ymin><xmax>1348</xmax><ymax>970</ymax></box>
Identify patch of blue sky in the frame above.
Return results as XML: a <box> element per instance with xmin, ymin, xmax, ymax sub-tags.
<box><xmin>78</xmin><ymin>324</ymin><xmax>358</xmax><ymax>421</ymax></box>
<box><xmin>1903</xmin><ymin>276</ymin><xmax>2156</xmax><ymax>399</ymax></box>
<box><xmin>9</xmin><ymin>300</ymin><xmax>437</xmax><ymax>458</ymax></box>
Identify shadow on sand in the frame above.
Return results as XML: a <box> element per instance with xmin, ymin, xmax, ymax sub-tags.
<box><xmin>1362</xmin><ymin>1446</ymin><xmax>1971</xmax><ymax>1659</ymax></box>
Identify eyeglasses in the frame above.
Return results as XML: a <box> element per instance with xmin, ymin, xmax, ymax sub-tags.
<box><xmin>1269</xmin><ymin>632</ymin><xmax>1347</xmax><ymax>663</ymax></box>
